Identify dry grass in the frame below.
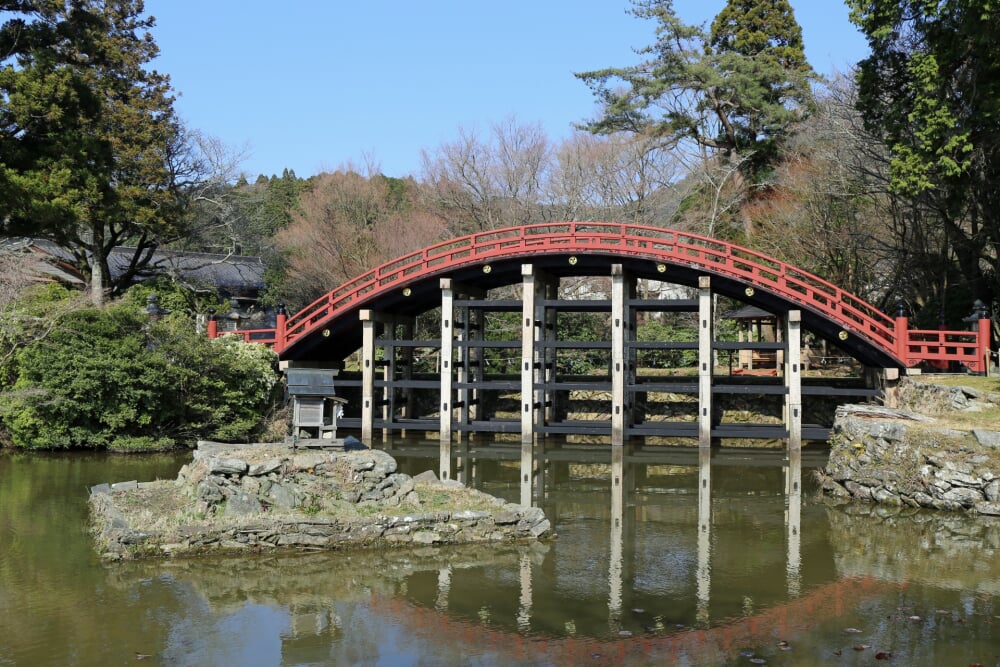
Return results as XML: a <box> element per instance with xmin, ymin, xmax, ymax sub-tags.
<box><xmin>928</xmin><ymin>404</ymin><xmax>1000</xmax><ymax>430</ymax></box>
<box><xmin>910</xmin><ymin>373</ymin><xmax>1000</xmax><ymax>395</ymax></box>
<box><xmin>100</xmin><ymin>482</ymin><xmax>289</xmax><ymax>535</ymax></box>
<box><xmin>110</xmin><ymin>483</ymin><xmax>190</xmax><ymax>523</ymax></box>
<box><xmin>412</xmin><ymin>482</ymin><xmax>501</xmax><ymax>513</ymax></box>
<box><xmin>900</xmin><ymin>421</ymin><xmax>1000</xmax><ymax>470</ymax></box>
<box><xmin>98</xmin><ymin>468</ymin><xmax>505</xmax><ymax>538</ymax></box>
<box><xmin>903</xmin><ymin>373</ymin><xmax>1000</xmax><ymax>429</ymax></box>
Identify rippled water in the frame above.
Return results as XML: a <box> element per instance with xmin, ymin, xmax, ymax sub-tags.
<box><xmin>1</xmin><ymin>442</ymin><xmax>999</xmax><ymax>666</ymax></box>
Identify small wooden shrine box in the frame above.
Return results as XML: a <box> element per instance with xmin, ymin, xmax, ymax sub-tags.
<box><xmin>287</xmin><ymin>368</ymin><xmax>346</xmax><ymax>441</ymax></box>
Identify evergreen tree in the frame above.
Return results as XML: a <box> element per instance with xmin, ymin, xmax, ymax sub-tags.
<box><xmin>576</xmin><ymin>0</ymin><xmax>816</xmax><ymax>184</ymax></box>
<box><xmin>265</xmin><ymin>168</ymin><xmax>303</xmax><ymax>231</ymax></box>
<box><xmin>0</xmin><ymin>289</ymin><xmax>280</xmax><ymax>450</ymax></box>
<box><xmin>708</xmin><ymin>0</ymin><xmax>814</xmax><ymax>176</ymax></box>
<box><xmin>0</xmin><ymin>0</ymin><xmax>186</xmax><ymax>305</ymax></box>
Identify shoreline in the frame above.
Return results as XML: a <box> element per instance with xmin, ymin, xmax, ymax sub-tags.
<box><xmin>819</xmin><ymin>377</ymin><xmax>1000</xmax><ymax>514</ymax></box>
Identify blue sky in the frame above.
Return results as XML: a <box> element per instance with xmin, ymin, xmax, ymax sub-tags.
<box><xmin>147</xmin><ymin>1</ymin><xmax>869</xmax><ymax>181</ymax></box>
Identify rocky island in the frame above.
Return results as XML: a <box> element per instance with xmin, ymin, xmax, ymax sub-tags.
<box><xmin>90</xmin><ymin>442</ymin><xmax>552</xmax><ymax>560</ymax></box>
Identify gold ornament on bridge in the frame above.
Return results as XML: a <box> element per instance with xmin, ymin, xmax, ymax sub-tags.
<box><xmin>839</xmin><ymin>330</ymin><xmax>849</xmax><ymax>341</ymax></box>
<box><xmin>322</xmin><ymin>329</ymin><xmax>331</xmax><ymax>337</ymax></box>
<box><xmin>483</xmin><ymin>264</ymin><xmax>492</xmax><ymax>274</ymax></box>
<box><xmin>745</xmin><ymin>287</ymin><xmax>755</xmax><ymax>297</ymax></box>
<box><xmin>568</xmin><ymin>256</ymin><xmax>578</xmax><ymax>265</ymax></box>
<box><xmin>656</xmin><ymin>263</ymin><xmax>666</xmax><ymax>273</ymax></box>
<box><xmin>402</xmin><ymin>287</ymin><xmax>412</xmax><ymax>297</ymax></box>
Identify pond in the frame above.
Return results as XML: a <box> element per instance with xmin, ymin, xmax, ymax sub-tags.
<box><xmin>1</xmin><ymin>441</ymin><xmax>998</xmax><ymax>666</ymax></box>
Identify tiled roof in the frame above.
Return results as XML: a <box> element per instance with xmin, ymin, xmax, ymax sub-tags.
<box><xmin>108</xmin><ymin>247</ymin><xmax>266</xmax><ymax>292</ymax></box>
<box><xmin>1</xmin><ymin>238</ymin><xmax>265</xmax><ymax>293</ymax></box>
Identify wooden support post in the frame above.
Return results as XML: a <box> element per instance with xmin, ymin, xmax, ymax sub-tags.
<box><xmin>894</xmin><ymin>311</ymin><xmax>909</xmax><ymax>363</ymax></box>
<box><xmin>441</xmin><ymin>279</ymin><xmax>487</xmax><ymax>478</ymax></box>
<box><xmin>468</xmin><ymin>305</ymin><xmax>484</xmax><ymax>432</ymax></box>
<box><xmin>611</xmin><ymin>264</ymin><xmax>628</xmax><ymax>448</ymax></box>
<box><xmin>456</xmin><ymin>297</ymin><xmax>485</xmax><ymax>438</ymax></box>
<box><xmin>360</xmin><ymin>309</ymin><xmax>397</xmax><ymax>444</ymax></box>
<box><xmin>439</xmin><ymin>280</ymin><xmax>455</xmax><ymax>480</ymax></box>
<box><xmin>400</xmin><ymin>319</ymin><xmax>415</xmax><ymax>434</ymax></box>
<box><xmin>456</xmin><ymin>299</ymin><xmax>470</xmax><ymax>432</ymax></box>
<box><xmin>274</xmin><ymin>306</ymin><xmax>287</xmax><ymax>352</ymax></box>
<box><xmin>785</xmin><ymin>310</ymin><xmax>802</xmax><ymax>450</ymax></box>
<box><xmin>978</xmin><ymin>314</ymin><xmax>992</xmax><ymax>376</ymax></box>
<box><xmin>876</xmin><ymin>367</ymin><xmax>900</xmax><ymax>410</ymax></box>
<box><xmin>382</xmin><ymin>317</ymin><xmax>396</xmax><ymax>440</ymax></box>
<box><xmin>698</xmin><ymin>276</ymin><xmax>713</xmax><ymax>447</ymax></box>
<box><xmin>542</xmin><ymin>281</ymin><xmax>559</xmax><ymax>425</ymax></box>
<box><xmin>627</xmin><ymin>282</ymin><xmax>639</xmax><ymax>429</ymax></box>
<box><xmin>360</xmin><ymin>310</ymin><xmax>377</xmax><ymax>445</ymax></box>
<box><xmin>520</xmin><ymin>264</ymin><xmax>546</xmax><ymax>506</ymax></box>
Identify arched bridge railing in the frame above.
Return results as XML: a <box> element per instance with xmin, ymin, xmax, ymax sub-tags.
<box><xmin>208</xmin><ymin>222</ymin><xmax>992</xmax><ymax>371</ymax></box>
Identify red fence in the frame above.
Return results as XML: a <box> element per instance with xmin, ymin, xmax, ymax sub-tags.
<box><xmin>206</xmin><ymin>319</ymin><xmax>280</xmax><ymax>346</ymax></box>
<box><xmin>206</xmin><ymin>223</ymin><xmax>992</xmax><ymax>371</ymax></box>
<box><xmin>897</xmin><ymin>315</ymin><xmax>992</xmax><ymax>372</ymax></box>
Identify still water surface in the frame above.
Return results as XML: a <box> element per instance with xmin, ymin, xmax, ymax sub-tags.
<box><xmin>1</xmin><ymin>442</ymin><xmax>999</xmax><ymax>666</ymax></box>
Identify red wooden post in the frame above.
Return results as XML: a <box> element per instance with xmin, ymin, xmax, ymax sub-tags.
<box><xmin>978</xmin><ymin>311</ymin><xmax>992</xmax><ymax>374</ymax></box>
<box><xmin>930</xmin><ymin>309</ymin><xmax>949</xmax><ymax>371</ymax></box>
<box><xmin>206</xmin><ymin>308</ymin><xmax>218</xmax><ymax>339</ymax></box>
<box><xmin>274</xmin><ymin>304</ymin><xmax>287</xmax><ymax>353</ymax></box>
<box><xmin>894</xmin><ymin>302</ymin><xmax>908</xmax><ymax>362</ymax></box>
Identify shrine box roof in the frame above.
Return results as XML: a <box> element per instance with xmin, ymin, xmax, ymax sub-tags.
<box><xmin>286</xmin><ymin>368</ymin><xmax>339</xmax><ymax>396</ymax></box>
<box><xmin>723</xmin><ymin>305</ymin><xmax>775</xmax><ymax>321</ymax></box>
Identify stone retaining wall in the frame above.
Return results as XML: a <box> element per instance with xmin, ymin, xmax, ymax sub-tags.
<box><xmin>90</xmin><ymin>443</ymin><xmax>551</xmax><ymax>559</ymax></box>
<box><xmin>820</xmin><ymin>379</ymin><xmax>1000</xmax><ymax>515</ymax></box>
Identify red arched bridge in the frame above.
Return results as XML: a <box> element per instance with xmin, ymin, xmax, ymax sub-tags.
<box><xmin>216</xmin><ymin>222</ymin><xmax>989</xmax><ymax>370</ymax></box>
<box><xmin>210</xmin><ymin>223</ymin><xmax>991</xmax><ymax>454</ymax></box>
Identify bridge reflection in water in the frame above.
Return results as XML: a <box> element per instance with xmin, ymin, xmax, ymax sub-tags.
<box><xmin>379</xmin><ymin>436</ymin><xmax>839</xmax><ymax>636</ymax></box>
<box><xmin>82</xmin><ymin>441</ymin><xmax>916</xmax><ymax>665</ymax></box>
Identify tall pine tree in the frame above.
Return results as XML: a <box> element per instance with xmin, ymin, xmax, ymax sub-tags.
<box><xmin>577</xmin><ymin>0</ymin><xmax>816</xmax><ymax>186</ymax></box>
<box><xmin>708</xmin><ymin>0</ymin><xmax>814</xmax><ymax>176</ymax></box>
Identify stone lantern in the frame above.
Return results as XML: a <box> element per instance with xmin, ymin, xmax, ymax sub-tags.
<box><xmin>144</xmin><ymin>294</ymin><xmax>170</xmax><ymax>322</ymax></box>
<box><xmin>219</xmin><ymin>298</ymin><xmax>247</xmax><ymax>332</ymax></box>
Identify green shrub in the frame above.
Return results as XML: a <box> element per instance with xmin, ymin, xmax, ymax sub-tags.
<box><xmin>0</xmin><ymin>298</ymin><xmax>280</xmax><ymax>451</ymax></box>
<box><xmin>636</xmin><ymin>318</ymin><xmax>698</xmax><ymax>369</ymax></box>
<box><xmin>0</xmin><ymin>283</ymin><xmax>83</xmax><ymax>387</ymax></box>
